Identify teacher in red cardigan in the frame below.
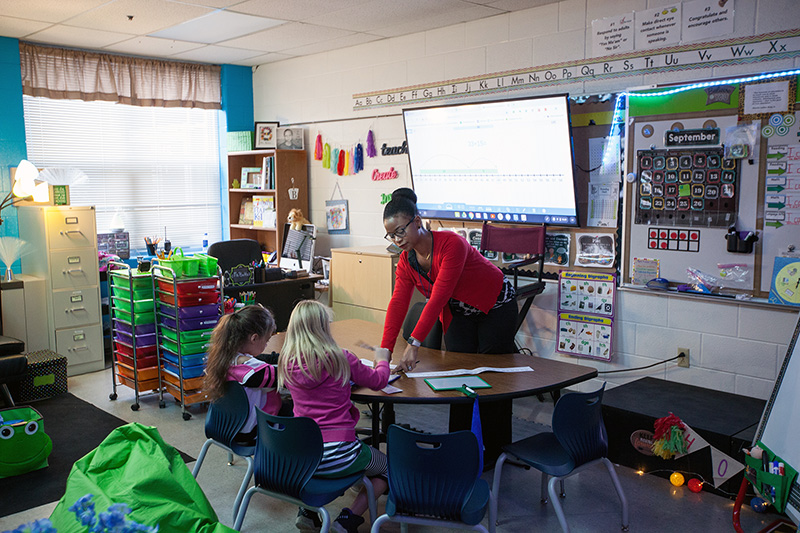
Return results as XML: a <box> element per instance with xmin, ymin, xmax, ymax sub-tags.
<box><xmin>380</xmin><ymin>188</ymin><xmax>519</xmax><ymax>461</ymax></box>
<box><xmin>380</xmin><ymin>188</ymin><xmax>518</xmax><ymax>367</ymax></box>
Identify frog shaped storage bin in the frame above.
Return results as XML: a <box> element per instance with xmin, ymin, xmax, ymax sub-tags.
<box><xmin>0</xmin><ymin>406</ymin><xmax>53</xmax><ymax>478</ymax></box>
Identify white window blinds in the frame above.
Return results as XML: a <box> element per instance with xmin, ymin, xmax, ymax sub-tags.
<box><xmin>23</xmin><ymin>95</ymin><xmax>222</xmax><ymax>253</ymax></box>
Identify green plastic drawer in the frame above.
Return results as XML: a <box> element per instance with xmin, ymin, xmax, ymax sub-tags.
<box><xmin>113</xmin><ymin>308</ymin><xmax>156</xmax><ymax>325</ymax></box>
<box><xmin>160</xmin><ymin>327</ymin><xmax>214</xmax><ymax>344</ymax></box>
<box><xmin>160</xmin><ymin>337</ymin><xmax>209</xmax><ymax>355</ymax></box>
<box><xmin>112</xmin><ymin>297</ymin><xmax>155</xmax><ymax>314</ymax></box>
<box><xmin>111</xmin><ymin>285</ymin><xmax>153</xmax><ymax>300</ymax></box>
<box><xmin>110</xmin><ymin>271</ymin><xmax>152</xmax><ymax>289</ymax></box>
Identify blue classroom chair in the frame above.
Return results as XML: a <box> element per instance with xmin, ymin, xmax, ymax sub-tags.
<box><xmin>371</xmin><ymin>425</ymin><xmax>494</xmax><ymax>533</ymax></box>
<box><xmin>233</xmin><ymin>409</ymin><xmax>376</xmax><ymax>531</ymax></box>
<box><xmin>192</xmin><ymin>381</ymin><xmax>255</xmax><ymax>523</ymax></box>
<box><xmin>490</xmin><ymin>384</ymin><xmax>629</xmax><ymax>533</ymax></box>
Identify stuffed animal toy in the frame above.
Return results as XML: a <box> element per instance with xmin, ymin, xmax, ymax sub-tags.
<box><xmin>287</xmin><ymin>208</ymin><xmax>311</xmax><ymax>230</ymax></box>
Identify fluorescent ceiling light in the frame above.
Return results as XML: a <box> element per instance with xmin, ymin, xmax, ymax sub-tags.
<box><xmin>150</xmin><ymin>9</ymin><xmax>285</xmax><ymax>44</ymax></box>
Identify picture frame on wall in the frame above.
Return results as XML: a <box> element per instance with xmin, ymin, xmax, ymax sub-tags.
<box><xmin>255</xmin><ymin>121</ymin><xmax>279</xmax><ymax>149</ymax></box>
<box><xmin>277</xmin><ymin>127</ymin><xmax>304</xmax><ymax>150</ymax></box>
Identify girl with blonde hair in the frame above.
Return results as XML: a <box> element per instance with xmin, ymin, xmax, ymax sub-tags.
<box><xmin>278</xmin><ymin>300</ymin><xmax>390</xmax><ymax>533</ymax></box>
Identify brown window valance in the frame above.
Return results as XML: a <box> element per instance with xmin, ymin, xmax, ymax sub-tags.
<box><xmin>20</xmin><ymin>42</ymin><xmax>221</xmax><ymax>109</ymax></box>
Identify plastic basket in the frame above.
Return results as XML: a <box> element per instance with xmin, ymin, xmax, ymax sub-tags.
<box><xmin>160</xmin><ymin>349</ymin><xmax>206</xmax><ymax>368</ymax></box>
<box><xmin>155</xmin><ymin>259</ymin><xmax>183</xmax><ymax>279</ymax></box>
<box><xmin>174</xmin><ymin>248</ymin><xmax>200</xmax><ymax>278</ymax></box>
<box><xmin>161</xmin><ymin>337</ymin><xmax>209</xmax><ymax>355</ymax></box>
<box><xmin>160</xmin><ymin>314</ymin><xmax>219</xmax><ymax>332</ymax></box>
<box><xmin>194</xmin><ymin>253</ymin><xmax>219</xmax><ymax>277</ymax></box>
<box><xmin>114</xmin><ymin>340</ymin><xmax>157</xmax><ymax>358</ymax></box>
<box><xmin>157</xmin><ymin>278</ymin><xmax>217</xmax><ymax>296</ymax></box>
<box><xmin>113</xmin><ymin>308</ymin><xmax>156</xmax><ymax>325</ymax></box>
<box><xmin>162</xmin><ymin>360</ymin><xmax>205</xmax><ymax>379</ymax></box>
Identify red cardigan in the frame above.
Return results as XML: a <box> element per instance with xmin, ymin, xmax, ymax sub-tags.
<box><xmin>381</xmin><ymin>230</ymin><xmax>504</xmax><ymax>350</ymax></box>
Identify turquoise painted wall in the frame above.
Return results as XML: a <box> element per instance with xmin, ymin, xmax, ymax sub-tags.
<box><xmin>0</xmin><ymin>37</ymin><xmax>26</xmax><ymax>273</ymax></box>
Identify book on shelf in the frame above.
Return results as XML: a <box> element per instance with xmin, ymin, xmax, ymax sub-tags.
<box><xmin>253</xmin><ymin>195</ymin><xmax>276</xmax><ymax>228</ymax></box>
<box><xmin>238</xmin><ymin>199</ymin><xmax>254</xmax><ymax>225</ymax></box>
<box><xmin>262</xmin><ymin>155</ymin><xmax>275</xmax><ymax>189</ymax></box>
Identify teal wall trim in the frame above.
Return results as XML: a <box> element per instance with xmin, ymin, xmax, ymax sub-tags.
<box><xmin>0</xmin><ymin>37</ymin><xmax>26</xmax><ymax>273</ymax></box>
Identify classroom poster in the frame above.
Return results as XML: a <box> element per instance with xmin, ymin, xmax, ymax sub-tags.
<box><xmin>557</xmin><ymin>271</ymin><xmax>617</xmax><ymax>361</ymax></box>
<box><xmin>681</xmin><ymin>0</ymin><xmax>734</xmax><ymax>43</ymax></box>
<box><xmin>544</xmin><ymin>233</ymin><xmax>570</xmax><ymax>267</ymax></box>
<box><xmin>591</xmin><ymin>13</ymin><xmax>634</xmax><ymax>57</ymax></box>
<box><xmin>635</xmin><ymin>4</ymin><xmax>681</xmax><ymax>50</ymax></box>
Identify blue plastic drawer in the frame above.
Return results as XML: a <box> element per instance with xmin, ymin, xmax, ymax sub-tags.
<box><xmin>162</xmin><ymin>360</ymin><xmax>205</xmax><ymax>379</ymax></box>
<box><xmin>160</xmin><ymin>349</ymin><xmax>206</xmax><ymax>368</ymax></box>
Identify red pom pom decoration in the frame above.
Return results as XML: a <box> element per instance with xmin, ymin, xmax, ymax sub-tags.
<box><xmin>687</xmin><ymin>478</ymin><xmax>703</xmax><ymax>493</ymax></box>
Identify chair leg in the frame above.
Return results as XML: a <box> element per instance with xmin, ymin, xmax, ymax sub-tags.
<box><xmin>370</xmin><ymin>514</ymin><xmax>391</xmax><ymax>533</ymax></box>
<box><xmin>232</xmin><ymin>456</ymin><xmax>255</xmax><ymax>523</ymax></box>
<box><xmin>1</xmin><ymin>383</ymin><xmax>15</xmax><ymax>407</ymax></box>
<box><xmin>540</xmin><ymin>472</ymin><xmax>549</xmax><ymax>504</ymax></box>
<box><xmin>318</xmin><ymin>507</ymin><xmax>332</xmax><ymax>532</ymax></box>
<box><xmin>227</xmin><ymin>452</ymin><xmax>235</xmax><ymax>466</ymax></box>
<box><xmin>559</xmin><ymin>479</ymin><xmax>566</xmax><ymax>498</ymax></box>
<box><xmin>233</xmin><ymin>486</ymin><xmax>257</xmax><ymax>531</ymax></box>
<box><xmin>192</xmin><ymin>439</ymin><xmax>213</xmax><ymax>477</ymax></box>
<box><xmin>361</xmin><ymin>475</ymin><xmax>377</xmax><ymax>524</ymax></box>
<box><xmin>602</xmin><ymin>458</ymin><xmax>629</xmax><ymax>531</ymax></box>
<box><xmin>547</xmin><ymin>476</ymin><xmax>570</xmax><ymax>533</ymax></box>
<box><xmin>490</xmin><ymin>452</ymin><xmax>507</xmax><ymax>527</ymax></box>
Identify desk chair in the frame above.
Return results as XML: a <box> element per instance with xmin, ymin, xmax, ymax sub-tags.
<box><xmin>479</xmin><ymin>222</ymin><xmax>546</xmax><ymax>338</ymax></box>
<box><xmin>192</xmin><ymin>382</ymin><xmax>255</xmax><ymax>522</ymax></box>
<box><xmin>490</xmin><ymin>384</ymin><xmax>629</xmax><ymax>533</ymax></box>
<box><xmin>371</xmin><ymin>425</ymin><xmax>494</xmax><ymax>533</ymax></box>
<box><xmin>233</xmin><ymin>410</ymin><xmax>377</xmax><ymax>532</ymax></box>
<box><xmin>207</xmin><ymin>239</ymin><xmax>263</xmax><ymax>278</ymax></box>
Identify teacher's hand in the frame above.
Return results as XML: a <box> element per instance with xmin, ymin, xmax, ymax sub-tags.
<box><xmin>395</xmin><ymin>344</ymin><xmax>419</xmax><ymax>373</ymax></box>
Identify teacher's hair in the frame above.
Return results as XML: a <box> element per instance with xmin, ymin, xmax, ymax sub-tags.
<box><xmin>383</xmin><ymin>187</ymin><xmax>418</xmax><ymax>220</ymax></box>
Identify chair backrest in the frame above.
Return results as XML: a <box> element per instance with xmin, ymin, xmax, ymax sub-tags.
<box><xmin>551</xmin><ymin>384</ymin><xmax>609</xmax><ymax>466</ymax></box>
<box><xmin>253</xmin><ymin>410</ymin><xmax>323</xmax><ymax>498</ymax></box>
<box><xmin>402</xmin><ymin>301</ymin><xmax>442</xmax><ymax>349</ymax></box>
<box><xmin>207</xmin><ymin>239</ymin><xmax>263</xmax><ymax>276</ymax></box>
<box><xmin>479</xmin><ymin>222</ymin><xmax>546</xmax><ymax>256</ymax></box>
<box><xmin>386</xmin><ymin>425</ymin><xmax>481</xmax><ymax>521</ymax></box>
<box><xmin>205</xmin><ymin>381</ymin><xmax>251</xmax><ymax>447</ymax></box>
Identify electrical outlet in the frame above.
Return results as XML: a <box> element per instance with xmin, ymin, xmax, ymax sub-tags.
<box><xmin>677</xmin><ymin>348</ymin><xmax>690</xmax><ymax>368</ymax></box>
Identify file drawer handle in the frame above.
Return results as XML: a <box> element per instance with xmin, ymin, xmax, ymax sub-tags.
<box><xmin>68</xmin><ymin>346</ymin><xmax>89</xmax><ymax>352</ymax></box>
<box><xmin>66</xmin><ymin>307</ymin><xmax>87</xmax><ymax>313</ymax></box>
<box><xmin>63</xmin><ymin>268</ymin><xmax>84</xmax><ymax>275</ymax></box>
<box><xmin>60</xmin><ymin>230</ymin><xmax>84</xmax><ymax>235</ymax></box>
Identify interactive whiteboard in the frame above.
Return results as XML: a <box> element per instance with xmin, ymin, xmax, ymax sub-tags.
<box><xmin>754</xmin><ymin>313</ymin><xmax>800</xmax><ymax>524</ymax></box>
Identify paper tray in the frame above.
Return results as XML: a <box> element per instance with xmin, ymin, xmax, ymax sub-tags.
<box><xmin>424</xmin><ymin>375</ymin><xmax>491</xmax><ymax>392</ymax></box>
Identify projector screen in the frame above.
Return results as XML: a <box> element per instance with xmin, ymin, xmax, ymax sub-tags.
<box><xmin>403</xmin><ymin>94</ymin><xmax>579</xmax><ymax>226</ymax></box>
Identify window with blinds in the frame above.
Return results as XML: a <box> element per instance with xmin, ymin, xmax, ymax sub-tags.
<box><xmin>23</xmin><ymin>95</ymin><xmax>222</xmax><ymax>254</ymax></box>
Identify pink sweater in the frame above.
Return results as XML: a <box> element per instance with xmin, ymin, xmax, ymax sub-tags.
<box><xmin>284</xmin><ymin>350</ymin><xmax>390</xmax><ymax>442</ymax></box>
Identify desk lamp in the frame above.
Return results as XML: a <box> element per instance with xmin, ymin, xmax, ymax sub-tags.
<box><xmin>0</xmin><ymin>160</ymin><xmax>48</xmax><ymax>223</ymax></box>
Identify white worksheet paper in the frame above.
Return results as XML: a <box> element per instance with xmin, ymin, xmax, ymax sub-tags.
<box><xmin>404</xmin><ymin>366</ymin><xmax>534</xmax><ymax>379</ymax></box>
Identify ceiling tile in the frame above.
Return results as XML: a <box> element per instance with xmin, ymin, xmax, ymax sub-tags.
<box><xmin>173</xmin><ymin>0</ymin><xmax>242</xmax><ymax>8</ymax></box>
<box><xmin>219</xmin><ymin>22</ymin><xmax>353</xmax><ymax>53</ymax></box>
<box><xmin>150</xmin><ymin>9</ymin><xmax>284</xmax><ymax>44</ymax></box>
<box><xmin>66</xmin><ymin>0</ymin><xmax>212</xmax><ymax>34</ymax></box>
<box><xmin>26</xmin><ymin>25</ymin><xmax>133</xmax><ymax>49</ymax></box>
<box><xmin>305</xmin><ymin>0</ymin><xmax>474</xmax><ymax>33</ymax></box>
<box><xmin>237</xmin><ymin>52</ymin><xmax>294</xmax><ymax>66</ymax></box>
<box><xmin>281</xmin><ymin>32</ymin><xmax>382</xmax><ymax>57</ymax></box>
<box><xmin>230</xmin><ymin>0</ymin><xmax>373</xmax><ymax>22</ymax></box>
<box><xmin>103</xmin><ymin>35</ymin><xmax>204</xmax><ymax>57</ymax></box>
<box><xmin>0</xmin><ymin>0</ymin><xmax>108</xmax><ymax>24</ymax></box>
<box><xmin>485</xmin><ymin>0</ymin><xmax>561</xmax><ymax>9</ymax></box>
<box><xmin>0</xmin><ymin>16</ymin><xmax>51</xmax><ymax>38</ymax></box>
<box><xmin>169</xmin><ymin>44</ymin><xmax>263</xmax><ymax>63</ymax></box>
<box><xmin>373</xmin><ymin>4</ymin><xmax>501</xmax><ymax>38</ymax></box>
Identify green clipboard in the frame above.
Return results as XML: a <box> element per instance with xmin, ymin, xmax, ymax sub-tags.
<box><xmin>424</xmin><ymin>375</ymin><xmax>491</xmax><ymax>392</ymax></box>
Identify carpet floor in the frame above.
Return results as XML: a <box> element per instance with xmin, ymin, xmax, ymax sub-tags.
<box><xmin>0</xmin><ymin>393</ymin><xmax>194</xmax><ymax>518</ymax></box>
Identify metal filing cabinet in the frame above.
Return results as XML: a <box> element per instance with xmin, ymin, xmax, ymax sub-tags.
<box><xmin>19</xmin><ymin>206</ymin><xmax>104</xmax><ymax>375</ymax></box>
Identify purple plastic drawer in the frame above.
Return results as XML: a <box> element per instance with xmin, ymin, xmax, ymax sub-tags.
<box><xmin>159</xmin><ymin>303</ymin><xmax>219</xmax><ymax>319</ymax></box>
<box><xmin>114</xmin><ymin>330</ymin><xmax>157</xmax><ymax>347</ymax></box>
<box><xmin>160</xmin><ymin>314</ymin><xmax>220</xmax><ymax>332</ymax></box>
<box><xmin>113</xmin><ymin>320</ymin><xmax>156</xmax><ymax>336</ymax></box>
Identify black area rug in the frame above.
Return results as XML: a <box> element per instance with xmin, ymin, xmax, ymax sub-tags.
<box><xmin>0</xmin><ymin>393</ymin><xmax>194</xmax><ymax>518</ymax></box>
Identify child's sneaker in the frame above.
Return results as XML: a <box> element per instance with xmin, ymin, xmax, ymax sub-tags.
<box><xmin>295</xmin><ymin>507</ymin><xmax>321</xmax><ymax>531</ymax></box>
<box><xmin>331</xmin><ymin>508</ymin><xmax>365</xmax><ymax>533</ymax></box>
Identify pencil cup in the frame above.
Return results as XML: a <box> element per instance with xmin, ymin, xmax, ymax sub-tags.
<box><xmin>146</xmin><ymin>243</ymin><xmax>157</xmax><ymax>256</ymax></box>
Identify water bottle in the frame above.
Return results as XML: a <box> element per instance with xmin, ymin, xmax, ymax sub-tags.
<box><xmin>202</xmin><ymin>233</ymin><xmax>208</xmax><ymax>253</ymax></box>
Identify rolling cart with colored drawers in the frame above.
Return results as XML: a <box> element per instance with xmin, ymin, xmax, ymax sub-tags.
<box><xmin>153</xmin><ymin>263</ymin><xmax>221</xmax><ymax>420</ymax></box>
<box><xmin>107</xmin><ymin>263</ymin><xmax>164</xmax><ymax>411</ymax></box>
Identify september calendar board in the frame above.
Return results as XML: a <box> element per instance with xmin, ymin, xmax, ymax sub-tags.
<box><xmin>635</xmin><ymin>148</ymin><xmax>739</xmax><ymax>227</ymax></box>
<box><xmin>557</xmin><ymin>271</ymin><xmax>616</xmax><ymax>361</ymax></box>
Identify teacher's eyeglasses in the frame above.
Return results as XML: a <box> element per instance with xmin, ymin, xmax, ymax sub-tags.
<box><xmin>384</xmin><ymin>218</ymin><xmax>415</xmax><ymax>242</ymax></box>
